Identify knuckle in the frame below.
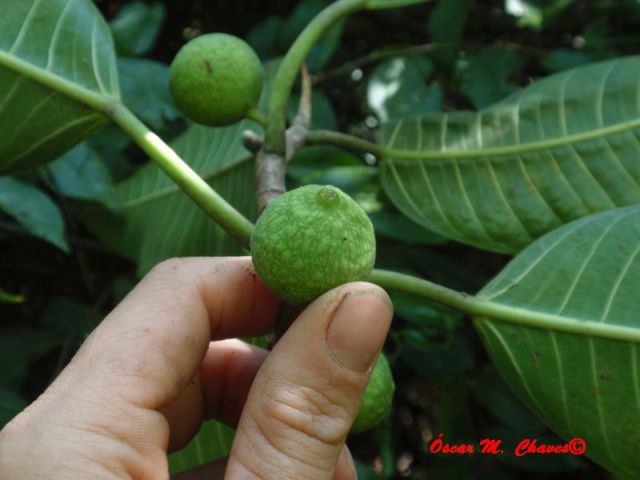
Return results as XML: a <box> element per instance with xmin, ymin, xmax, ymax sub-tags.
<box><xmin>148</xmin><ymin>257</ymin><xmax>188</xmax><ymax>277</ymax></box>
<box><xmin>259</xmin><ymin>379</ymin><xmax>354</xmax><ymax>448</ymax></box>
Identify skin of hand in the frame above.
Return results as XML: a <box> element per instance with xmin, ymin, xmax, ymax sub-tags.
<box><xmin>0</xmin><ymin>257</ymin><xmax>393</xmax><ymax>479</ymax></box>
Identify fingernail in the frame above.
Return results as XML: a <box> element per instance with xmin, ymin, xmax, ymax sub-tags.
<box><xmin>326</xmin><ymin>289</ymin><xmax>392</xmax><ymax>372</ymax></box>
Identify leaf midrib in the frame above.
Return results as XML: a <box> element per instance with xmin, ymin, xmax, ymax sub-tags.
<box><xmin>472</xmin><ymin>297</ymin><xmax>640</xmax><ymax>343</ymax></box>
<box><xmin>381</xmin><ymin>115</ymin><xmax>640</xmax><ymax>161</ymax></box>
<box><xmin>370</xmin><ymin>269</ymin><xmax>640</xmax><ymax>344</ymax></box>
<box><xmin>0</xmin><ymin>49</ymin><xmax>114</xmax><ymax>114</ymax></box>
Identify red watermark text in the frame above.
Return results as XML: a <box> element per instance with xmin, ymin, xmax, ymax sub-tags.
<box><xmin>428</xmin><ymin>434</ymin><xmax>586</xmax><ymax>457</ymax></box>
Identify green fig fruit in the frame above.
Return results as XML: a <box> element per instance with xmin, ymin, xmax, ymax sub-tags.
<box><xmin>352</xmin><ymin>353</ymin><xmax>395</xmax><ymax>433</ymax></box>
<box><xmin>169</xmin><ymin>33</ymin><xmax>263</xmax><ymax>126</ymax></box>
<box><xmin>251</xmin><ymin>184</ymin><xmax>376</xmax><ymax>306</ymax></box>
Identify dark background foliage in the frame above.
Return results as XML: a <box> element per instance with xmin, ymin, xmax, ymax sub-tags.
<box><xmin>3</xmin><ymin>0</ymin><xmax>639</xmax><ymax>478</ymax></box>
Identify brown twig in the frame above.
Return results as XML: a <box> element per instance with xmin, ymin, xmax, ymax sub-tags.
<box><xmin>286</xmin><ymin>64</ymin><xmax>312</xmax><ymax>163</ymax></box>
<box><xmin>255</xmin><ymin>151</ymin><xmax>287</xmax><ymax>214</ymax></box>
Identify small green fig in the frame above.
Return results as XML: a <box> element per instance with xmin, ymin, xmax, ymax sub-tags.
<box><xmin>251</xmin><ymin>184</ymin><xmax>376</xmax><ymax>306</ymax></box>
<box><xmin>169</xmin><ymin>33</ymin><xmax>263</xmax><ymax>126</ymax></box>
<box><xmin>352</xmin><ymin>353</ymin><xmax>395</xmax><ymax>433</ymax></box>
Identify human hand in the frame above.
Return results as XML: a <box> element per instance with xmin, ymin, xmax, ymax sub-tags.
<box><xmin>0</xmin><ymin>257</ymin><xmax>392</xmax><ymax>479</ymax></box>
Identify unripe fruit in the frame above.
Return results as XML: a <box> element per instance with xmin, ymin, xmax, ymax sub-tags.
<box><xmin>251</xmin><ymin>185</ymin><xmax>376</xmax><ymax>306</ymax></box>
<box><xmin>169</xmin><ymin>33</ymin><xmax>263</xmax><ymax>126</ymax></box>
<box><xmin>352</xmin><ymin>353</ymin><xmax>395</xmax><ymax>433</ymax></box>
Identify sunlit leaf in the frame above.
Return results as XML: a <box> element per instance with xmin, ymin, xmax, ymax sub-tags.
<box><xmin>474</xmin><ymin>205</ymin><xmax>640</xmax><ymax>477</ymax></box>
<box><xmin>0</xmin><ymin>0</ymin><xmax>119</xmax><ymax>173</ymax></box>
<box><xmin>381</xmin><ymin>56</ymin><xmax>640</xmax><ymax>253</ymax></box>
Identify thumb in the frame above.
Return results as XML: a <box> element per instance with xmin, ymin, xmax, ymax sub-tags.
<box><xmin>226</xmin><ymin>282</ymin><xmax>393</xmax><ymax>480</ymax></box>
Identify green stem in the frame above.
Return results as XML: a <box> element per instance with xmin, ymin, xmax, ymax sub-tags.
<box><xmin>370</xmin><ymin>269</ymin><xmax>640</xmax><ymax>343</ymax></box>
<box><xmin>245</xmin><ymin>108</ymin><xmax>267</xmax><ymax>128</ymax></box>
<box><xmin>265</xmin><ymin>0</ymin><xmax>368</xmax><ymax>155</ymax></box>
<box><xmin>307</xmin><ymin>129</ymin><xmax>385</xmax><ymax>156</ymax></box>
<box><xmin>370</xmin><ymin>269</ymin><xmax>476</xmax><ymax>313</ymax></box>
<box><xmin>376</xmin><ymin>415</ymin><xmax>396</xmax><ymax>479</ymax></box>
<box><xmin>110</xmin><ymin>103</ymin><xmax>254</xmax><ymax>249</ymax></box>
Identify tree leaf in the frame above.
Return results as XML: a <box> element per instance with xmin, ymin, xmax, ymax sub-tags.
<box><xmin>168</xmin><ymin>420</ymin><xmax>235</xmax><ymax>475</ymax></box>
<box><xmin>117</xmin><ymin>58</ymin><xmax>180</xmax><ymax>132</ymax></box>
<box><xmin>428</xmin><ymin>0</ymin><xmax>471</xmax><ymax>64</ymax></box>
<box><xmin>109</xmin><ymin>2</ymin><xmax>165</xmax><ymax>57</ymax></box>
<box><xmin>0</xmin><ymin>177</ymin><xmax>68</xmax><ymax>252</ymax></box>
<box><xmin>458</xmin><ymin>46</ymin><xmax>525</xmax><ymax>109</ymax></box>
<box><xmin>473</xmin><ymin>205</ymin><xmax>640</xmax><ymax>478</ymax></box>
<box><xmin>247</xmin><ymin>16</ymin><xmax>283</xmax><ymax>60</ymax></box>
<box><xmin>0</xmin><ymin>388</ymin><xmax>26</xmax><ymax>427</ymax></box>
<box><xmin>542</xmin><ymin>48</ymin><xmax>595</xmax><ymax>73</ymax></box>
<box><xmin>381</xmin><ymin>56</ymin><xmax>640</xmax><ymax>254</ymax></box>
<box><xmin>0</xmin><ymin>328</ymin><xmax>66</xmax><ymax>384</ymax></box>
<box><xmin>370</xmin><ymin>210</ymin><xmax>447</xmax><ymax>245</ymax></box>
<box><xmin>505</xmin><ymin>0</ymin><xmax>575</xmax><ymax>29</ymax></box>
<box><xmin>277</xmin><ymin>0</ymin><xmax>345</xmax><ymax>72</ymax></box>
<box><xmin>0</xmin><ymin>0</ymin><xmax>119</xmax><ymax>174</ymax></box>
<box><xmin>368</xmin><ymin>56</ymin><xmax>442</xmax><ymax>123</ymax></box>
<box><xmin>45</xmin><ymin>143</ymin><xmax>121</xmax><ymax>212</ymax></box>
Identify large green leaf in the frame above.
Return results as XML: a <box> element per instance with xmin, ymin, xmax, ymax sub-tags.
<box><xmin>380</xmin><ymin>56</ymin><xmax>640</xmax><ymax>254</ymax></box>
<box><xmin>0</xmin><ymin>0</ymin><xmax>119</xmax><ymax>174</ymax></box>
<box><xmin>473</xmin><ymin>205</ymin><xmax>640</xmax><ymax>478</ymax></box>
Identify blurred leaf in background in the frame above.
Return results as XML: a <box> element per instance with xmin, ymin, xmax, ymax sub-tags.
<box><xmin>0</xmin><ymin>177</ymin><xmax>68</xmax><ymax>253</ymax></box>
<box><xmin>44</xmin><ymin>144</ymin><xmax>121</xmax><ymax>214</ymax></box>
<box><xmin>457</xmin><ymin>46</ymin><xmax>525</xmax><ymax>109</ymax></box>
<box><xmin>110</xmin><ymin>1</ymin><xmax>166</xmax><ymax>57</ymax></box>
<box><xmin>367</xmin><ymin>56</ymin><xmax>443</xmax><ymax>122</ymax></box>
<box><xmin>505</xmin><ymin>0</ymin><xmax>575</xmax><ymax>29</ymax></box>
<box><xmin>428</xmin><ymin>0</ymin><xmax>471</xmax><ymax>65</ymax></box>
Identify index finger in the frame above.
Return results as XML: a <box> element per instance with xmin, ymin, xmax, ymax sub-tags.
<box><xmin>72</xmin><ymin>257</ymin><xmax>281</xmax><ymax>410</ymax></box>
